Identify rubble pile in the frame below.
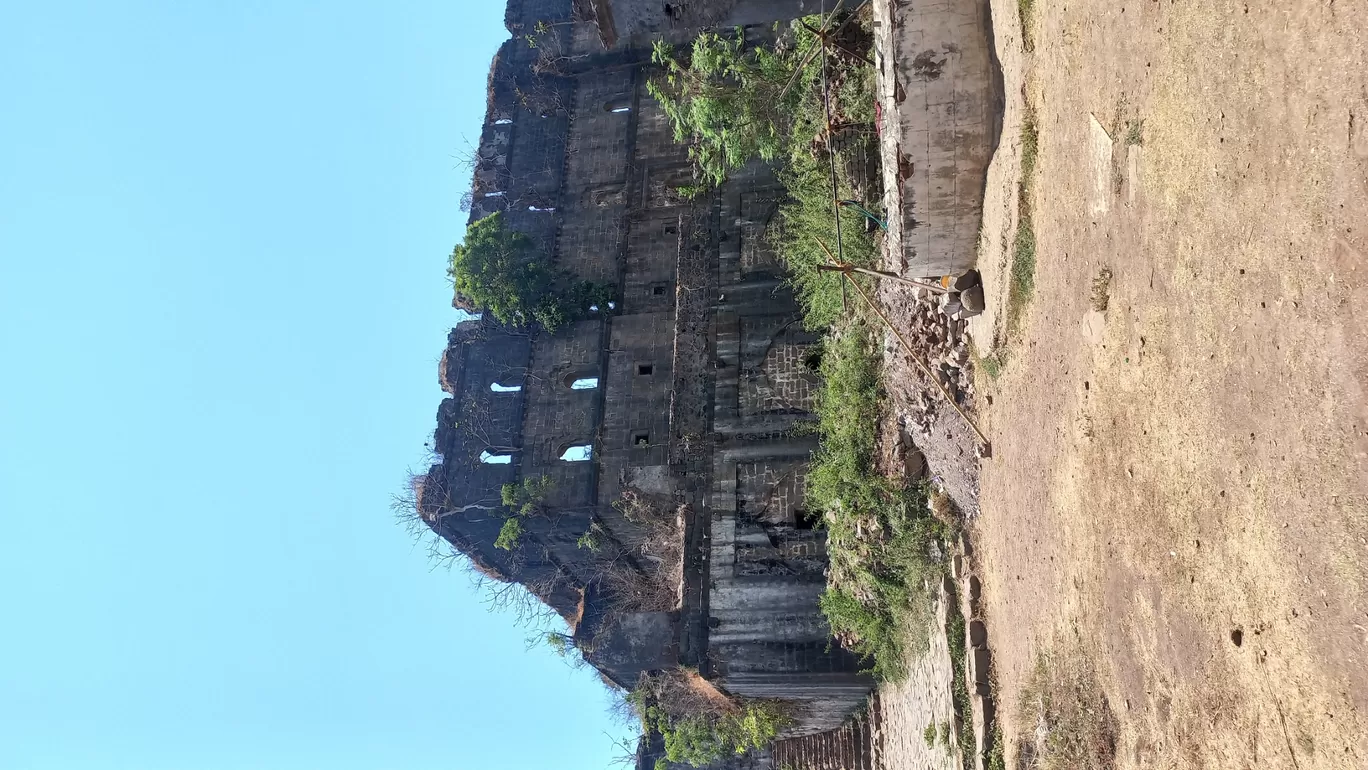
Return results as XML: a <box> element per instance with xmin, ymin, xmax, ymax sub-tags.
<box><xmin>888</xmin><ymin>270</ymin><xmax>983</xmax><ymax>437</ymax></box>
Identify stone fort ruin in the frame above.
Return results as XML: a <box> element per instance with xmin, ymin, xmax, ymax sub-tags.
<box><xmin>417</xmin><ymin>0</ymin><xmax>878</xmax><ymax>744</ymax></box>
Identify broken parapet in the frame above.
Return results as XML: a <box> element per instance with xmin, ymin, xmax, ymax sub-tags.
<box><xmin>874</xmin><ymin>0</ymin><xmax>1003</xmax><ymax>278</ymax></box>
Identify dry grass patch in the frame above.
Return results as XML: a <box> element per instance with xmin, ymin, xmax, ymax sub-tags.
<box><xmin>1017</xmin><ymin>643</ymin><xmax>1119</xmax><ymax>770</ymax></box>
<box><xmin>1089</xmin><ymin>267</ymin><xmax>1113</xmax><ymax>312</ymax></box>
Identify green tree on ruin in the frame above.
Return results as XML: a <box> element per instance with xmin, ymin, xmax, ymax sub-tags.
<box><xmin>647</xmin><ymin>29</ymin><xmax>805</xmax><ymax>189</ymax></box>
<box><xmin>448</xmin><ymin>212</ymin><xmax>615</xmax><ymax>331</ymax></box>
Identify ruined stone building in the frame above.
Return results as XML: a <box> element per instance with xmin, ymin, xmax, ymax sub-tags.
<box><xmin>417</xmin><ymin>0</ymin><xmax>873</xmax><ymax>744</ymax></box>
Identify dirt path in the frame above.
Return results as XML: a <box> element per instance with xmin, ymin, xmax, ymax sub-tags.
<box><xmin>969</xmin><ymin>0</ymin><xmax>1368</xmax><ymax>768</ymax></box>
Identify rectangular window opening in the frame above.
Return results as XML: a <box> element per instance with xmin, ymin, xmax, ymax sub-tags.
<box><xmin>632</xmin><ymin>432</ymin><xmax>650</xmax><ymax>447</ymax></box>
<box><xmin>637</xmin><ymin>364</ymin><xmax>654</xmax><ymax>376</ymax></box>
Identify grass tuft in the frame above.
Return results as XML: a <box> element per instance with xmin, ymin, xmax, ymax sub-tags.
<box><xmin>1017</xmin><ymin>644</ymin><xmax>1119</xmax><ymax>770</ymax></box>
<box><xmin>1006</xmin><ymin>109</ymin><xmax>1039</xmax><ymax>338</ymax></box>
<box><xmin>1019</xmin><ymin>0</ymin><xmax>1036</xmax><ymax>51</ymax></box>
<box><xmin>1124</xmin><ymin>119</ymin><xmax>1144</xmax><ymax>146</ymax></box>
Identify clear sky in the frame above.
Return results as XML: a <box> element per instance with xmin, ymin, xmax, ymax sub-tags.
<box><xmin>0</xmin><ymin>2</ymin><xmax>632</xmax><ymax>768</ymax></box>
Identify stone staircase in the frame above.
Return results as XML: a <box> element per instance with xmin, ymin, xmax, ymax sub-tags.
<box><xmin>770</xmin><ymin>696</ymin><xmax>882</xmax><ymax>770</ymax></box>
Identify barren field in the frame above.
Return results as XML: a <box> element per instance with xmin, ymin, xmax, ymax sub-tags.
<box><xmin>969</xmin><ymin>0</ymin><xmax>1368</xmax><ymax>768</ymax></box>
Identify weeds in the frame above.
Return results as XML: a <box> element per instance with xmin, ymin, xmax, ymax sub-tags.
<box><xmin>976</xmin><ymin>351</ymin><xmax>1005</xmax><ymax>380</ymax></box>
<box><xmin>1009</xmin><ymin>216</ymin><xmax>1037</xmax><ymax>325</ymax></box>
<box><xmin>924</xmin><ymin>723</ymin><xmax>939</xmax><ymax>747</ymax></box>
<box><xmin>775</xmin><ymin>151</ymin><xmax>881</xmax><ymax>330</ymax></box>
<box><xmin>811</xmin><ymin>324</ymin><xmax>949</xmax><ymax>680</ymax></box>
<box><xmin>1017</xmin><ymin>643</ymin><xmax>1119</xmax><ymax>770</ymax></box>
<box><xmin>1006</xmin><ymin>109</ymin><xmax>1039</xmax><ymax>338</ymax></box>
<box><xmin>1020</xmin><ymin>109</ymin><xmax>1039</xmax><ymax>183</ymax></box>
<box><xmin>986</xmin><ymin>725</ymin><xmax>1007</xmax><ymax>770</ymax></box>
<box><xmin>1019</xmin><ymin>0</ymin><xmax>1036</xmax><ymax>51</ymax></box>
<box><xmin>945</xmin><ymin>592</ymin><xmax>974</xmax><ymax>770</ymax></box>
<box><xmin>1124</xmin><ymin>120</ymin><xmax>1144</xmax><ymax>146</ymax></box>
<box><xmin>1089</xmin><ymin>267</ymin><xmax>1113</xmax><ymax>312</ymax></box>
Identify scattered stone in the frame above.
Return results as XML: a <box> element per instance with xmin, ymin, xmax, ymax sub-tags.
<box><xmin>960</xmin><ymin>284</ymin><xmax>986</xmax><ymax>314</ymax></box>
<box><xmin>953</xmin><ymin>269</ymin><xmax>982</xmax><ymax>292</ymax></box>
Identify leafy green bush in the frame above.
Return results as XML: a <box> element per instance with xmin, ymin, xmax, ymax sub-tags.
<box><xmin>638</xmin><ymin>701</ymin><xmax>789</xmax><ymax>767</ymax></box>
<box><xmin>495</xmin><ymin>517</ymin><xmax>525</xmax><ymax>551</ymax></box>
<box><xmin>501</xmin><ymin>475</ymin><xmax>554</xmax><ymax>515</ymax></box>
<box><xmin>449</xmin><ymin>213</ymin><xmax>615</xmax><ymax>332</ymax></box>
<box><xmin>647</xmin><ymin>30</ymin><xmax>804</xmax><ymax>187</ymax></box>
<box><xmin>627</xmin><ymin>669</ymin><xmax>791</xmax><ymax>767</ymax></box>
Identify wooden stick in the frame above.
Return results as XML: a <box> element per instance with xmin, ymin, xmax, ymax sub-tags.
<box><xmin>814</xmin><ymin>262</ymin><xmax>952</xmax><ymax>294</ymax></box>
<box><xmin>800</xmin><ymin>21</ymin><xmax>877</xmax><ymax>67</ymax></box>
<box><xmin>811</xmin><ymin>239</ymin><xmax>990</xmax><ymax>448</ymax></box>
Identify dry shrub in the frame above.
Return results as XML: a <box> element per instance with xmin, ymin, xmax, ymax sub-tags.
<box><xmin>637</xmin><ymin>668</ymin><xmax>739</xmax><ymax>721</ymax></box>
<box><xmin>603</xmin><ymin>489</ymin><xmax>685</xmax><ymax>613</ymax></box>
<box><xmin>1017</xmin><ymin>643</ymin><xmax>1119</xmax><ymax>770</ymax></box>
<box><xmin>1089</xmin><ymin>267</ymin><xmax>1114</xmax><ymax>312</ymax></box>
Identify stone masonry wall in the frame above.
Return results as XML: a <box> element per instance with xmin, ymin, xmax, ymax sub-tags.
<box><xmin>420</xmin><ymin>0</ymin><xmax>874</xmax><ymax>740</ymax></box>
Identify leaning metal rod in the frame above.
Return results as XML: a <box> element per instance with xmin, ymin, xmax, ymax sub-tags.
<box><xmin>817</xmin><ymin>245</ymin><xmax>992</xmax><ymax>448</ymax></box>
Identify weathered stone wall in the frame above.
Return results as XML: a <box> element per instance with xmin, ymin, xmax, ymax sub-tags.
<box><xmin>421</xmin><ymin>0</ymin><xmax>873</xmax><ymax>739</ymax></box>
<box><xmin>874</xmin><ymin>0</ymin><xmax>1002</xmax><ymax>278</ymax></box>
<box><xmin>584</xmin><ymin>0</ymin><xmax>817</xmax><ymax>47</ymax></box>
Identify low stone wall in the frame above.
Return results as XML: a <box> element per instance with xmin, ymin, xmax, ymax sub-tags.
<box><xmin>875</xmin><ymin>0</ymin><xmax>1003</xmax><ymax>278</ymax></box>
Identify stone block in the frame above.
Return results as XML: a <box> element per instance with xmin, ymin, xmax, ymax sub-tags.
<box><xmin>969</xmin><ymin>646</ymin><xmax>991</xmax><ymax>685</ymax></box>
<box><xmin>968</xmin><ymin>618</ymin><xmax>988</xmax><ymax>647</ymax></box>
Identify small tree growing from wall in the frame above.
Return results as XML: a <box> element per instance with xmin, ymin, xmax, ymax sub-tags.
<box><xmin>494</xmin><ymin>474</ymin><xmax>556</xmax><ymax>550</ymax></box>
<box><xmin>448</xmin><ymin>212</ymin><xmax>616</xmax><ymax>331</ymax></box>
<box><xmin>647</xmin><ymin>29</ymin><xmax>805</xmax><ymax>188</ymax></box>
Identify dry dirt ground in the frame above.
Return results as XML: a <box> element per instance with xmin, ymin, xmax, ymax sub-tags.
<box><xmin>965</xmin><ymin>0</ymin><xmax>1368</xmax><ymax>768</ymax></box>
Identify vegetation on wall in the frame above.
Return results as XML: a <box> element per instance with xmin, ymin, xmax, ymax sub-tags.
<box><xmin>494</xmin><ymin>475</ymin><xmax>554</xmax><ymax>551</ymax></box>
<box><xmin>449</xmin><ymin>212</ymin><xmax>615</xmax><ymax>332</ymax></box>
<box><xmin>649</xmin><ymin>14</ymin><xmax>949</xmax><ymax>681</ymax></box>
<box><xmin>629</xmin><ymin>668</ymin><xmax>791</xmax><ymax>769</ymax></box>
<box><xmin>810</xmin><ymin>324</ymin><xmax>947</xmax><ymax>680</ymax></box>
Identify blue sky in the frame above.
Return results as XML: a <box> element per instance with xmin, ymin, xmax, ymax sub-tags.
<box><xmin>0</xmin><ymin>2</ymin><xmax>631</xmax><ymax>768</ymax></box>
